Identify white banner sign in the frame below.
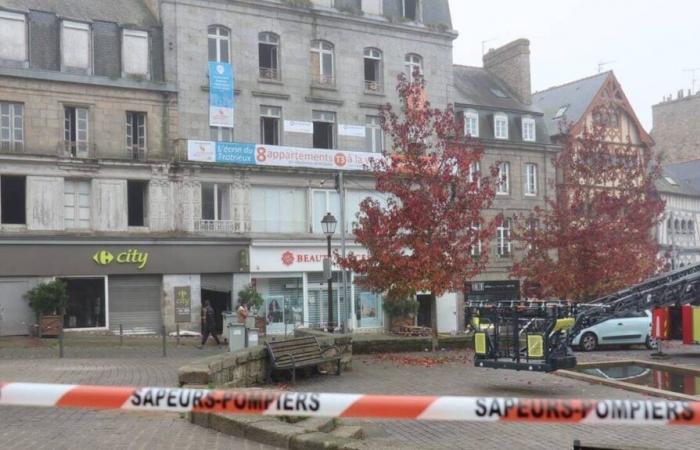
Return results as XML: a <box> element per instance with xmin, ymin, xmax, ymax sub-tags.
<box><xmin>255</xmin><ymin>144</ymin><xmax>383</xmax><ymax>171</ymax></box>
<box><xmin>284</xmin><ymin>120</ymin><xmax>314</xmax><ymax>134</ymax></box>
<box><xmin>187</xmin><ymin>140</ymin><xmax>216</xmax><ymax>162</ymax></box>
<box><xmin>339</xmin><ymin>124</ymin><xmax>367</xmax><ymax>138</ymax></box>
<box><xmin>250</xmin><ymin>246</ymin><xmax>368</xmax><ymax>273</ymax></box>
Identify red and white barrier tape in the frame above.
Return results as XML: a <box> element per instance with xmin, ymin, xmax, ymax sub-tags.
<box><xmin>1</xmin><ymin>382</ymin><xmax>699</xmax><ymax>425</ymax></box>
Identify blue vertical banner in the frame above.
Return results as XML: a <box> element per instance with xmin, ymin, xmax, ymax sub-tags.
<box><xmin>208</xmin><ymin>62</ymin><xmax>234</xmax><ymax>128</ymax></box>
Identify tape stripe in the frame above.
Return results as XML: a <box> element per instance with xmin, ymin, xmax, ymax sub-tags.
<box><xmin>340</xmin><ymin>395</ymin><xmax>438</xmax><ymax>419</ymax></box>
<box><xmin>56</xmin><ymin>385</ymin><xmax>135</xmax><ymax>410</ymax></box>
<box><xmin>2</xmin><ymin>382</ymin><xmax>700</xmax><ymax>426</ymax></box>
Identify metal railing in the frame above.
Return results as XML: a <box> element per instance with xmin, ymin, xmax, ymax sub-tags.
<box><xmin>259</xmin><ymin>67</ymin><xmax>280</xmax><ymax>81</ymax></box>
<box><xmin>57</xmin><ymin>141</ymin><xmax>96</xmax><ymax>159</ymax></box>
<box><xmin>364</xmin><ymin>80</ymin><xmax>382</xmax><ymax>93</ymax></box>
<box><xmin>0</xmin><ymin>141</ymin><xmax>23</xmax><ymax>153</ymax></box>
<box><xmin>311</xmin><ymin>74</ymin><xmax>336</xmax><ymax>88</ymax></box>
<box><xmin>194</xmin><ymin>219</ymin><xmax>241</xmax><ymax>233</ymax></box>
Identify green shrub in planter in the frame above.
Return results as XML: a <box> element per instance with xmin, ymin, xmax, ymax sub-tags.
<box><xmin>237</xmin><ymin>284</ymin><xmax>264</xmax><ymax>313</ymax></box>
<box><xmin>382</xmin><ymin>294</ymin><xmax>418</xmax><ymax>318</ymax></box>
<box><xmin>23</xmin><ymin>280</ymin><xmax>68</xmax><ymax>317</ymax></box>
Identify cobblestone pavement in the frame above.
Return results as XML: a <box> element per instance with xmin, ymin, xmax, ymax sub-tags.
<box><xmin>0</xmin><ymin>336</ymin><xmax>277</xmax><ymax>450</ymax></box>
<box><xmin>295</xmin><ymin>343</ymin><xmax>700</xmax><ymax>450</ymax></box>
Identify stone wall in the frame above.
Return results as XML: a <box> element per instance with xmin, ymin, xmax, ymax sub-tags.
<box><xmin>652</xmin><ymin>93</ymin><xmax>700</xmax><ymax>163</ymax></box>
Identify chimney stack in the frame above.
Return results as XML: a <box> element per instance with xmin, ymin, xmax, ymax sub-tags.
<box><xmin>483</xmin><ymin>39</ymin><xmax>532</xmax><ymax>104</ymax></box>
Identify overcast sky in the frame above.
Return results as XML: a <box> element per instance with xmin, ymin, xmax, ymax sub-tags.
<box><xmin>448</xmin><ymin>0</ymin><xmax>700</xmax><ymax>131</ymax></box>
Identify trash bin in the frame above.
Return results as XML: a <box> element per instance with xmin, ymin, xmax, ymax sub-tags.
<box><xmin>246</xmin><ymin>328</ymin><xmax>259</xmax><ymax>347</ymax></box>
<box><xmin>222</xmin><ymin>312</ymin><xmax>246</xmax><ymax>352</ymax></box>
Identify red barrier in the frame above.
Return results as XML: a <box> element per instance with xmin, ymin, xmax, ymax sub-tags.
<box><xmin>682</xmin><ymin>305</ymin><xmax>694</xmax><ymax>345</ymax></box>
<box><xmin>652</xmin><ymin>308</ymin><xmax>670</xmax><ymax>340</ymax></box>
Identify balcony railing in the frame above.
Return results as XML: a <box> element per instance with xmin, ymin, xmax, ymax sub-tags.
<box><xmin>127</xmin><ymin>146</ymin><xmax>146</xmax><ymax>161</ymax></box>
<box><xmin>364</xmin><ymin>80</ymin><xmax>382</xmax><ymax>93</ymax></box>
<box><xmin>57</xmin><ymin>141</ymin><xmax>96</xmax><ymax>159</ymax></box>
<box><xmin>311</xmin><ymin>74</ymin><xmax>336</xmax><ymax>88</ymax></box>
<box><xmin>195</xmin><ymin>219</ymin><xmax>240</xmax><ymax>233</ymax></box>
<box><xmin>0</xmin><ymin>141</ymin><xmax>23</xmax><ymax>153</ymax></box>
<box><xmin>259</xmin><ymin>67</ymin><xmax>280</xmax><ymax>81</ymax></box>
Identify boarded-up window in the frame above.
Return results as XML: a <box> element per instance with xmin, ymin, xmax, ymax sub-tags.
<box><xmin>122</xmin><ymin>29</ymin><xmax>149</xmax><ymax>77</ymax></box>
<box><xmin>0</xmin><ymin>11</ymin><xmax>27</xmax><ymax>62</ymax></box>
<box><xmin>62</xmin><ymin>21</ymin><xmax>91</xmax><ymax>71</ymax></box>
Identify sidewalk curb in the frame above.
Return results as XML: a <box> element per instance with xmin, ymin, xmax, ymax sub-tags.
<box><xmin>190</xmin><ymin>411</ymin><xmax>414</xmax><ymax>450</ymax></box>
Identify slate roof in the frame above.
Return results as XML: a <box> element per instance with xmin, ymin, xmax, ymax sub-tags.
<box><xmin>663</xmin><ymin>160</ymin><xmax>700</xmax><ymax>195</ymax></box>
<box><xmin>452</xmin><ymin>65</ymin><xmax>540</xmax><ymax>113</ymax></box>
<box><xmin>0</xmin><ymin>0</ymin><xmax>159</xmax><ymax>27</ymax></box>
<box><xmin>532</xmin><ymin>72</ymin><xmax>610</xmax><ymax>138</ymax></box>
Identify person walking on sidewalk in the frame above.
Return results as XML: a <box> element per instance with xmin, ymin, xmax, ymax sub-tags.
<box><xmin>199</xmin><ymin>300</ymin><xmax>220</xmax><ymax>348</ymax></box>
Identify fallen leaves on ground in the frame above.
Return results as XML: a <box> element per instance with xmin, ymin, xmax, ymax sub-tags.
<box><xmin>364</xmin><ymin>351</ymin><xmax>473</xmax><ymax>368</ymax></box>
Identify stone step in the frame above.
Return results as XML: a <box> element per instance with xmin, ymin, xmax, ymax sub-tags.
<box><xmin>331</xmin><ymin>425</ymin><xmax>364</xmax><ymax>440</ymax></box>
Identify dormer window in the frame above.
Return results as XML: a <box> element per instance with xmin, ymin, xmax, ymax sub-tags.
<box><xmin>122</xmin><ymin>29</ymin><xmax>150</xmax><ymax>78</ymax></box>
<box><xmin>402</xmin><ymin>0</ymin><xmax>419</xmax><ymax>21</ymax></box>
<box><xmin>0</xmin><ymin>11</ymin><xmax>27</xmax><ymax>65</ymax></box>
<box><xmin>494</xmin><ymin>113</ymin><xmax>508</xmax><ymax>140</ymax></box>
<box><xmin>522</xmin><ymin>116</ymin><xmax>536</xmax><ymax>142</ymax></box>
<box><xmin>464</xmin><ymin>110</ymin><xmax>479</xmax><ymax>137</ymax></box>
<box><xmin>61</xmin><ymin>21</ymin><xmax>91</xmax><ymax>74</ymax></box>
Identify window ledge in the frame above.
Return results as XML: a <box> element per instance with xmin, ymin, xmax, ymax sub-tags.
<box><xmin>363</xmin><ymin>90</ymin><xmax>386</xmax><ymax>97</ymax></box>
<box><xmin>0</xmin><ymin>224</ymin><xmax>28</xmax><ymax>231</ymax></box>
<box><xmin>310</xmin><ymin>84</ymin><xmax>338</xmax><ymax>92</ymax></box>
<box><xmin>524</xmin><ymin>193</ymin><xmax>537</xmax><ymax>197</ymax></box>
<box><xmin>258</xmin><ymin>78</ymin><xmax>284</xmax><ymax>86</ymax></box>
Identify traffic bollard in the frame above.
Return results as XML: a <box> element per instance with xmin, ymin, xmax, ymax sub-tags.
<box><xmin>176</xmin><ymin>323</ymin><xmax>180</xmax><ymax>346</ymax></box>
<box><xmin>162</xmin><ymin>325</ymin><xmax>167</xmax><ymax>357</ymax></box>
<box><xmin>58</xmin><ymin>328</ymin><xmax>64</xmax><ymax>358</ymax></box>
<box><xmin>119</xmin><ymin>324</ymin><xmax>123</xmax><ymax>346</ymax></box>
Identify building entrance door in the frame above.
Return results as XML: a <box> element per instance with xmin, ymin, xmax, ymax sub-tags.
<box><xmin>417</xmin><ymin>294</ymin><xmax>432</xmax><ymax>328</ymax></box>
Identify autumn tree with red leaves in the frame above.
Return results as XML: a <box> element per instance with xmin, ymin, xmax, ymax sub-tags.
<box><xmin>338</xmin><ymin>74</ymin><xmax>499</xmax><ymax>335</ymax></box>
<box><xmin>511</xmin><ymin>115</ymin><xmax>665</xmax><ymax>302</ymax></box>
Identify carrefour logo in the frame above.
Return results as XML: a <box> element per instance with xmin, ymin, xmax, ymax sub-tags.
<box><xmin>93</xmin><ymin>249</ymin><xmax>149</xmax><ymax>270</ymax></box>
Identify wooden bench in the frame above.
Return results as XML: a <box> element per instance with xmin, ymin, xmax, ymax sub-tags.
<box><xmin>265</xmin><ymin>336</ymin><xmax>342</xmax><ymax>384</ymax></box>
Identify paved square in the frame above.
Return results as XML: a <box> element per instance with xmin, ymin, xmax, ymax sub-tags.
<box><xmin>295</xmin><ymin>345</ymin><xmax>700</xmax><ymax>450</ymax></box>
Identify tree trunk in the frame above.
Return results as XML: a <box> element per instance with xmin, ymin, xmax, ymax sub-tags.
<box><xmin>430</xmin><ymin>292</ymin><xmax>438</xmax><ymax>351</ymax></box>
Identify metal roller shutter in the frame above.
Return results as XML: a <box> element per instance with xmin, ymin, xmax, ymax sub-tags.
<box><xmin>108</xmin><ymin>275</ymin><xmax>162</xmax><ymax>334</ymax></box>
<box><xmin>0</xmin><ymin>278</ymin><xmax>39</xmax><ymax>336</ymax></box>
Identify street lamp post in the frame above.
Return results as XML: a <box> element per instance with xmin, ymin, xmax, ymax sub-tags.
<box><xmin>321</xmin><ymin>213</ymin><xmax>338</xmax><ymax>332</ymax></box>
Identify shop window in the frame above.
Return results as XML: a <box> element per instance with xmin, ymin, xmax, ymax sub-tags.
<box><xmin>313</xmin><ymin>110</ymin><xmax>335</xmax><ymax>149</ymax></box>
<box><xmin>61</xmin><ymin>21</ymin><xmax>91</xmax><ymax>73</ymax></box>
<box><xmin>208</xmin><ymin>25</ymin><xmax>230</xmax><ymax>63</ymax></box>
<box><xmin>127</xmin><ymin>180</ymin><xmax>148</xmax><ymax>227</ymax></box>
<box><xmin>210</xmin><ymin>126</ymin><xmax>233</xmax><ymax>142</ymax></box>
<box><xmin>253</xmin><ymin>277</ymin><xmax>304</xmax><ymax>335</ymax></box>
<box><xmin>364</xmin><ymin>48</ymin><xmax>383</xmax><ymax>92</ymax></box>
<box><xmin>1</xmin><ymin>175</ymin><xmax>26</xmax><ymax>225</ymax></box>
<box><xmin>126</xmin><ymin>111</ymin><xmax>147</xmax><ymax>160</ymax></box>
<box><xmin>122</xmin><ymin>29</ymin><xmax>150</xmax><ymax>78</ymax></box>
<box><xmin>251</xmin><ymin>186</ymin><xmax>306</xmax><ymax>233</ymax></box>
<box><xmin>260</xmin><ymin>106</ymin><xmax>281</xmax><ymax>145</ymax></box>
<box><xmin>201</xmin><ymin>183</ymin><xmax>230</xmax><ymax>221</ymax></box>
<box><xmin>366</xmin><ymin>115</ymin><xmax>383</xmax><ymax>153</ymax></box>
<box><xmin>63</xmin><ymin>106</ymin><xmax>89</xmax><ymax>157</ymax></box>
<box><xmin>312</xmin><ymin>189</ymin><xmax>340</xmax><ymax>234</ymax></box>
<box><xmin>0</xmin><ymin>101</ymin><xmax>23</xmax><ymax>153</ymax></box>
<box><xmin>61</xmin><ymin>277</ymin><xmax>106</xmax><ymax>329</ymax></box>
<box><xmin>0</xmin><ymin>11</ymin><xmax>27</xmax><ymax>63</ymax></box>
<box><xmin>258</xmin><ymin>32</ymin><xmax>280</xmax><ymax>80</ymax></box>
<box><xmin>354</xmin><ymin>278</ymin><xmax>383</xmax><ymax>328</ymax></box>
<box><xmin>64</xmin><ymin>179</ymin><xmax>91</xmax><ymax>229</ymax></box>
<box><xmin>310</xmin><ymin>40</ymin><xmax>335</xmax><ymax>87</ymax></box>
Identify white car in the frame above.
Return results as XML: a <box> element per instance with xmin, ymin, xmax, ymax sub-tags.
<box><xmin>570</xmin><ymin>310</ymin><xmax>657</xmax><ymax>351</ymax></box>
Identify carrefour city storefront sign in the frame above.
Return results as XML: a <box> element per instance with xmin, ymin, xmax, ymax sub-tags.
<box><xmin>93</xmin><ymin>249</ymin><xmax>149</xmax><ymax>270</ymax></box>
<box><xmin>187</xmin><ymin>140</ymin><xmax>384</xmax><ymax>171</ymax></box>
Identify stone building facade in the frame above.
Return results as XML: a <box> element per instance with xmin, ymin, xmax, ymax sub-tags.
<box><xmin>652</xmin><ymin>90</ymin><xmax>700</xmax><ymax>164</ymax></box>
<box><xmin>0</xmin><ymin>0</ymin><xmax>249</xmax><ymax>337</ymax></box>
